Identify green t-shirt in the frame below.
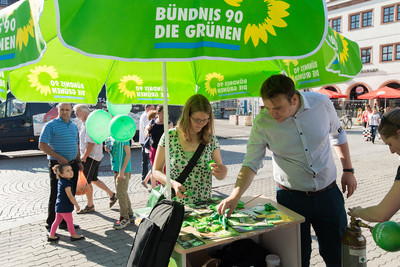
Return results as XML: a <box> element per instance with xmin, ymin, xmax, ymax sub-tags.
<box><xmin>109</xmin><ymin>138</ymin><xmax>131</xmax><ymax>172</ymax></box>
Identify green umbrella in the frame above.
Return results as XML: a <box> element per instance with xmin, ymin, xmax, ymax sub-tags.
<box><xmin>8</xmin><ymin>0</ymin><xmax>283</xmax><ymax>105</ymax></box>
<box><xmin>56</xmin><ymin>0</ymin><xmax>327</xmax><ymax>61</ymax></box>
<box><xmin>0</xmin><ymin>0</ymin><xmax>45</xmax><ymax>71</ymax></box>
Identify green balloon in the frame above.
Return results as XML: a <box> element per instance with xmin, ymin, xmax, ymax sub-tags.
<box><xmin>109</xmin><ymin>115</ymin><xmax>136</xmax><ymax>142</ymax></box>
<box><xmin>86</xmin><ymin>110</ymin><xmax>112</xmax><ymax>144</ymax></box>
<box><xmin>106</xmin><ymin>100</ymin><xmax>132</xmax><ymax>117</ymax></box>
<box><xmin>372</xmin><ymin>221</ymin><xmax>400</xmax><ymax>252</ymax></box>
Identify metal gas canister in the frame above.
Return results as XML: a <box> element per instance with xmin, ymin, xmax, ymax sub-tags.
<box><xmin>341</xmin><ymin>217</ymin><xmax>367</xmax><ymax>266</ymax></box>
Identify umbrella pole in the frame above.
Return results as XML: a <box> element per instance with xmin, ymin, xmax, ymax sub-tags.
<box><xmin>162</xmin><ymin>61</ymin><xmax>171</xmax><ymax>200</ymax></box>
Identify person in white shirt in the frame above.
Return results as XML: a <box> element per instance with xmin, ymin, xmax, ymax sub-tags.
<box><xmin>217</xmin><ymin>74</ymin><xmax>357</xmax><ymax>267</ymax></box>
<box><xmin>73</xmin><ymin>104</ymin><xmax>117</xmax><ymax>213</ymax></box>
<box><xmin>139</xmin><ymin>105</ymin><xmax>154</xmax><ymax>183</ymax></box>
<box><xmin>367</xmin><ymin>107</ymin><xmax>380</xmax><ymax>144</ymax></box>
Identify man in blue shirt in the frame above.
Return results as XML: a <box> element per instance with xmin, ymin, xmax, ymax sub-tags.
<box><xmin>218</xmin><ymin>75</ymin><xmax>358</xmax><ymax>267</ymax></box>
<box><xmin>39</xmin><ymin>103</ymin><xmax>83</xmax><ymax>231</ymax></box>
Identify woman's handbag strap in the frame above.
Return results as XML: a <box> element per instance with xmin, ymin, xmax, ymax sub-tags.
<box><xmin>176</xmin><ymin>143</ymin><xmax>206</xmax><ymax>184</ymax></box>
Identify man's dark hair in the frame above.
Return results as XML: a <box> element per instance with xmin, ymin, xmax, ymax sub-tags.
<box><xmin>260</xmin><ymin>74</ymin><xmax>297</xmax><ymax>102</ymax></box>
<box><xmin>145</xmin><ymin>104</ymin><xmax>153</xmax><ymax>109</ymax></box>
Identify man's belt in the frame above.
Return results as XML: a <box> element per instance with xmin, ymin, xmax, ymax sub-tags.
<box><xmin>277</xmin><ymin>181</ymin><xmax>336</xmax><ymax>197</ymax></box>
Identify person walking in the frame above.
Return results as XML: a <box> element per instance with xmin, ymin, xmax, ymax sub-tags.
<box><xmin>105</xmin><ymin>137</ymin><xmax>134</xmax><ymax>230</ymax></box>
<box><xmin>47</xmin><ymin>164</ymin><xmax>85</xmax><ymax>242</ymax></box>
<box><xmin>139</xmin><ymin>105</ymin><xmax>154</xmax><ymax>183</ymax></box>
<box><xmin>141</xmin><ymin>110</ymin><xmax>157</xmax><ymax>189</ymax></box>
<box><xmin>362</xmin><ymin>104</ymin><xmax>372</xmax><ymax>141</ymax></box>
<box><xmin>147</xmin><ymin>105</ymin><xmax>173</xmax><ymax>166</ymax></box>
<box><xmin>39</xmin><ymin>103</ymin><xmax>82</xmax><ymax>231</ymax></box>
<box><xmin>348</xmin><ymin>108</ymin><xmax>400</xmax><ymax>222</ymax></box>
<box><xmin>367</xmin><ymin>107</ymin><xmax>380</xmax><ymax>144</ymax></box>
<box><xmin>153</xmin><ymin>94</ymin><xmax>227</xmax><ymax>204</ymax></box>
<box><xmin>217</xmin><ymin>74</ymin><xmax>357</xmax><ymax>267</ymax></box>
<box><xmin>73</xmin><ymin>104</ymin><xmax>117</xmax><ymax>213</ymax></box>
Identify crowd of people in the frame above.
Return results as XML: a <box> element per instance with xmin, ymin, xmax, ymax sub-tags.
<box><xmin>39</xmin><ymin>75</ymin><xmax>400</xmax><ymax>266</ymax></box>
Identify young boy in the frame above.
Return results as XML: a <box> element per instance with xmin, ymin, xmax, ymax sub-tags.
<box><xmin>106</xmin><ymin>137</ymin><xmax>134</xmax><ymax>229</ymax></box>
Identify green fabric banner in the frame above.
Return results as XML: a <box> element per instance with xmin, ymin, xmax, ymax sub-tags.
<box><xmin>0</xmin><ymin>0</ymin><xmax>45</xmax><ymax>71</ymax></box>
<box><xmin>274</xmin><ymin>27</ymin><xmax>362</xmax><ymax>89</ymax></box>
<box><xmin>55</xmin><ymin>0</ymin><xmax>327</xmax><ymax>61</ymax></box>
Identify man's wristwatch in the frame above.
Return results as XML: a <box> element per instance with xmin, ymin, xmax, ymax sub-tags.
<box><xmin>343</xmin><ymin>168</ymin><xmax>354</xmax><ymax>174</ymax></box>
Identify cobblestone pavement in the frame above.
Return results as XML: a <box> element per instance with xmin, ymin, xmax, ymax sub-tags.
<box><xmin>0</xmin><ymin>119</ymin><xmax>399</xmax><ymax>266</ymax></box>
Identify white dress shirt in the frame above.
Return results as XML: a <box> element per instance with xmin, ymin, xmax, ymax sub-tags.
<box><xmin>79</xmin><ymin>123</ymin><xmax>103</xmax><ymax>162</ymax></box>
<box><xmin>242</xmin><ymin>92</ymin><xmax>348</xmax><ymax>192</ymax></box>
<box><xmin>139</xmin><ymin>111</ymin><xmax>149</xmax><ymax>144</ymax></box>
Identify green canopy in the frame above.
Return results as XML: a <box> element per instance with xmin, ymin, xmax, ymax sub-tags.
<box><xmin>56</xmin><ymin>0</ymin><xmax>327</xmax><ymax>61</ymax></box>
<box><xmin>5</xmin><ymin>1</ymin><xmax>362</xmax><ymax>105</ymax></box>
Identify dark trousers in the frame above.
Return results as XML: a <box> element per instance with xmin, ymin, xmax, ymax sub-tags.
<box><xmin>46</xmin><ymin>160</ymin><xmax>79</xmax><ymax>227</ymax></box>
<box><xmin>276</xmin><ymin>185</ymin><xmax>347</xmax><ymax>267</ymax></box>
<box><xmin>141</xmin><ymin>144</ymin><xmax>150</xmax><ymax>181</ymax></box>
<box><xmin>370</xmin><ymin>125</ymin><xmax>378</xmax><ymax>142</ymax></box>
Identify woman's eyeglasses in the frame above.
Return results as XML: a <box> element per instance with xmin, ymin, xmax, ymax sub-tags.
<box><xmin>381</xmin><ymin>115</ymin><xmax>400</xmax><ymax>128</ymax></box>
<box><xmin>191</xmin><ymin>117</ymin><xmax>210</xmax><ymax>124</ymax></box>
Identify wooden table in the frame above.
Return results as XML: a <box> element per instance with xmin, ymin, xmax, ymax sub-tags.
<box><xmin>171</xmin><ymin>195</ymin><xmax>305</xmax><ymax>267</ymax></box>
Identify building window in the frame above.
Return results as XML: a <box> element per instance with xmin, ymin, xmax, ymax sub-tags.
<box><xmin>383</xmin><ymin>6</ymin><xmax>395</xmax><ymax>23</ymax></box>
<box><xmin>398</xmin><ymin>4</ymin><xmax>400</xmax><ymax>20</ymax></box>
<box><xmin>381</xmin><ymin>43</ymin><xmax>400</xmax><ymax>62</ymax></box>
<box><xmin>349</xmin><ymin>10</ymin><xmax>373</xmax><ymax>30</ymax></box>
<box><xmin>362</xmin><ymin>11</ymin><xmax>373</xmax><ymax>27</ymax></box>
<box><xmin>332</xmin><ymin>18</ymin><xmax>341</xmax><ymax>32</ymax></box>
<box><xmin>350</xmin><ymin>14</ymin><xmax>360</xmax><ymax>29</ymax></box>
<box><xmin>0</xmin><ymin>0</ymin><xmax>8</xmax><ymax>4</ymax></box>
<box><xmin>361</xmin><ymin>48</ymin><xmax>371</xmax><ymax>64</ymax></box>
<box><xmin>382</xmin><ymin>45</ymin><xmax>393</xmax><ymax>61</ymax></box>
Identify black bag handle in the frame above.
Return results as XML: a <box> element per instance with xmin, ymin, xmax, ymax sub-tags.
<box><xmin>175</xmin><ymin>143</ymin><xmax>206</xmax><ymax>185</ymax></box>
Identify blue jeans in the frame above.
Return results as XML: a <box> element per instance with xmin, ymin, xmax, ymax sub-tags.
<box><xmin>370</xmin><ymin>125</ymin><xmax>378</xmax><ymax>143</ymax></box>
<box><xmin>276</xmin><ymin>184</ymin><xmax>347</xmax><ymax>267</ymax></box>
<box><xmin>141</xmin><ymin>144</ymin><xmax>150</xmax><ymax>181</ymax></box>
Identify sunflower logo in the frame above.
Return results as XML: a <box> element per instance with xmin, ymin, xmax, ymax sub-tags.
<box><xmin>16</xmin><ymin>12</ymin><xmax>35</xmax><ymax>51</ymax></box>
<box><xmin>205</xmin><ymin>72</ymin><xmax>224</xmax><ymax>96</ymax></box>
<box><xmin>333</xmin><ymin>31</ymin><xmax>349</xmax><ymax>66</ymax></box>
<box><xmin>27</xmin><ymin>65</ymin><xmax>58</xmax><ymax>96</ymax></box>
<box><xmin>281</xmin><ymin>59</ymin><xmax>298</xmax><ymax>81</ymax></box>
<box><xmin>225</xmin><ymin>0</ymin><xmax>290</xmax><ymax>47</ymax></box>
<box><xmin>118</xmin><ymin>75</ymin><xmax>143</xmax><ymax>99</ymax></box>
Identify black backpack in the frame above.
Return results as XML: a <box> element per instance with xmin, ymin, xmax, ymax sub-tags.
<box><xmin>214</xmin><ymin>239</ymin><xmax>269</xmax><ymax>267</ymax></box>
<box><xmin>126</xmin><ymin>199</ymin><xmax>184</xmax><ymax>267</ymax></box>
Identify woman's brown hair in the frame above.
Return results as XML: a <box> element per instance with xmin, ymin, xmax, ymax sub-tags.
<box><xmin>177</xmin><ymin>94</ymin><xmax>214</xmax><ymax>144</ymax></box>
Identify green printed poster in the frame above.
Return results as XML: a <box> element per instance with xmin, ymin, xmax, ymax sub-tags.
<box><xmin>56</xmin><ymin>0</ymin><xmax>327</xmax><ymax>61</ymax></box>
<box><xmin>0</xmin><ymin>0</ymin><xmax>45</xmax><ymax>71</ymax></box>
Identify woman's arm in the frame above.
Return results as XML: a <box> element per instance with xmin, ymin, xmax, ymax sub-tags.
<box><xmin>211</xmin><ymin>148</ymin><xmax>228</xmax><ymax>180</ymax></box>
<box><xmin>348</xmin><ymin>181</ymin><xmax>400</xmax><ymax>222</ymax></box>
<box><xmin>65</xmin><ymin>186</ymin><xmax>80</xmax><ymax>212</ymax></box>
<box><xmin>153</xmin><ymin>145</ymin><xmax>186</xmax><ymax>198</ymax></box>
